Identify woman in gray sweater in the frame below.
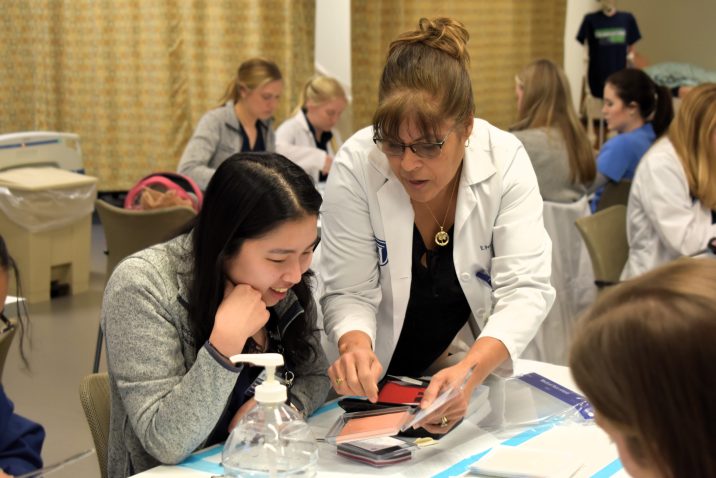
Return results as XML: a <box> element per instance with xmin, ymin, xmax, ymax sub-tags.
<box><xmin>177</xmin><ymin>58</ymin><xmax>282</xmax><ymax>190</ymax></box>
<box><xmin>102</xmin><ymin>153</ymin><xmax>330</xmax><ymax>477</ymax></box>
<box><xmin>512</xmin><ymin>59</ymin><xmax>596</xmax><ymax>202</ymax></box>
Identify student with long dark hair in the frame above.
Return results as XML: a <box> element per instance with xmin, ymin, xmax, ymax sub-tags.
<box><xmin>103</xmin><ymin>153</ymin><xmax>330</xmax><ymax>477</ymax></box>
<box><xmin>0</xmin><ymin>236</ymin><xmax>44</xmax><ymax>477</ymax></box>
<box><xmin>591</xmin><ymin>68</ymin><xmax>673</xmax><ymax>210</ymax></box>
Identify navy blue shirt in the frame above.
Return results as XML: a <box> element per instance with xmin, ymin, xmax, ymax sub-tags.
<box><xmin>239</xmin><ymin>120</ymin><xmax>266</xmax><ymax>152</ymax></box>
<box><xmin>303</xmin><ymin>109</ymin><xmax>333</xmax><ymax>181</ymax></box>
<box><xmin>577</xmin><ymin>11</ymin><xmax>641</xmax><ymax>98</ymax></box>
<box><xmin>0</xmin><ymin>385</ymin><xmax>44</xmax><ymax>475</ymax></box>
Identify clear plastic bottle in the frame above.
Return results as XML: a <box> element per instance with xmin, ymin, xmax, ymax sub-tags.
<box><xmin>222</xmin><ymin>353</ymin><xmax>318</xmax><ymax>478</ymax></box>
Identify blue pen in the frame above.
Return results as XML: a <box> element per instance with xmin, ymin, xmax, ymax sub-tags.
<box><xmin>476</xmin><ymin>270</ymin><xmax>492</xmax><ymax>287</ymax></box>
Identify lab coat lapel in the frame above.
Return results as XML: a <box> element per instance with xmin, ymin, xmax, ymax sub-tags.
<box><xmin>376</xmin><ymin>175</ymin><xmax>413</xmax><ymax>342</ymax></box>
<box><xmin>455</xmin><ymin>129</ymin><xmax>496</xmax><ymax>236</ymax></box>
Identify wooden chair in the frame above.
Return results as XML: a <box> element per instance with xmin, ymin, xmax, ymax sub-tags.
<box><xmin>79</xmin><ymin>373</ymin><xmax>110</xmax><ymax>478</ymax></box>
<box><xmin>575</xmin><ymin>205</ymin><xmax>629</xmax><ymax>291</ymax></box>
<box><xmin>93</xmin><ymin>200</ymin><xmax>196</xmax><ymax>372</ymax></box>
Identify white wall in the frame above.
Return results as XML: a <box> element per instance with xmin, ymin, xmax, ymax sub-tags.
<box><xmin>619</xmin><ymin>0</ymin><xmax>716</xmax><ymax>70</ymax></box>
<box><xmin>564</xmin><ymin>0</ymin><xmax>599</xmax><ymax>111</ymax></box>
<box><xmin>315</xmin><ymin>0</ymin><xmax>351</xmax><ymax>95</ymax></box>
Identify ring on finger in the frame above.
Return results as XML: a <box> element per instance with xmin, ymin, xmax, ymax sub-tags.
<box><xmin>440</xmin><ymin>416</ymin><xmax>449</xmax><ymax>428</ymax></box>
<box><xmin>335</xmin><ymin>377</ymin><xmax>344</xmax><ymax>386</ymax></box>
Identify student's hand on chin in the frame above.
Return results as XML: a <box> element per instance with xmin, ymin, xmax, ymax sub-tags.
<box><xmin>210</xmin><ymin>282</ymin><xmax>269</xmax><ymax>357</ymax></box>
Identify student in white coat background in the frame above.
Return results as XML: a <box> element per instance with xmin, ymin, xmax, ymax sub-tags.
<box><xmin>276</xmin><ymin>76</ymin><xmax>347</xmax><ymax>183</ymax></box>
<box><xmin>320</xmin><ymin>17</ymin><xmax>555</xmax><ymax>434</ymax></box>
<box><xmin>621</xmin><ymin>83</ymin><xmax>716</xmax><ymax>280</ymax></box>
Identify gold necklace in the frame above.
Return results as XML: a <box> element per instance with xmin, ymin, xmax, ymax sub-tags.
<box><xmin>423</xmin><ymin>175</ymin><xmax>459</xmax><ymax>247</ymax></box>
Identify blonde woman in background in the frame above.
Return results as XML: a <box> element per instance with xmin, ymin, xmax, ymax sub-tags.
<box><xmin>276</xmin><ymin>75</ymin><xmax>348</xmax><ymax>182</ymax></box>
<box><xmin>571</xmin><ymin>258</ymin><xmax>716</xmax><ymax>478</ymax></box>
<box><xmin>178</xmin><ymin>58</ymin><xmax>283</xmax><ymax>190</ymax></box>
<box><xmin>621</xmin><ymin>83</ymin><xmax>716</xmax><ymax>280</ymax></box>
<box><xmin>511</xmin><ymin>59</ymin><xmax>596</xmax><ymax>202</ymax></box>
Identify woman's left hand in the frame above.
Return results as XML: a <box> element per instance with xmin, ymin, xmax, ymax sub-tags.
<box><xmin>228</xmin><ymin>398</ymin><xmax>257</xmax><ymax>432</ymax></box>
<box><xmin>415</xmin><ymin>362</ymin><xmax>475</xmax><ymax>434</ymax></box>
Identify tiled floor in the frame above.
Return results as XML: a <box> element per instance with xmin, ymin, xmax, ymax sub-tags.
<box><xmin>4</xmin><ymin>223</ymin><xmax>108</xmax><ymax>477</ymax></box>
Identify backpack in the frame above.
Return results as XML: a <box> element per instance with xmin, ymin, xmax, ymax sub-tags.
<box><xmin>124</xmin><ymin>172</ymin><xmax>203</xmax><ymax>213</ymax></box>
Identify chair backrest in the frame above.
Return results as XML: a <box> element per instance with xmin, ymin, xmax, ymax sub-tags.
<box><xmin>575</xmin><ymin>205</ymin><xmax>629</xmax><ymax>288</ymax></box>
<box><xmin>95</xmin><ymin>199</ymin><xmax>196</xmax><ymax>275</ymax></box>
<box><xmin>522</xmin><ymin>197</ymin><xmax>596</xmax><ymax>365</ymax></box>
<box><xmin>0</xmin><ymin>318</ymin><xmax>17</xmax><ymax>383</ymax></box>
<box><xmin>79</xmin><ymin>373</ymin><xmax>110</xmax><ymax>478</ymax></box>
<box><xmin>596</xmin><ymin>180</ymin><xmax>632</xmax><ymax>212</ymax></box>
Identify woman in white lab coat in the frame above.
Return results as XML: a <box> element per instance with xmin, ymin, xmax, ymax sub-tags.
<box><xmin>276</xmin><ymin>76</ymin><xmax>347</xmax><ymax>182</ymax></box>
<box><xmin>621</xmin><ymin>83</ymin><xmax>716</xmax><ymax>280</ymax></box>
<box><xmin>320</xmin><ymin>17</ymin><xmax>555</xmax><ymax>433</ymax></box>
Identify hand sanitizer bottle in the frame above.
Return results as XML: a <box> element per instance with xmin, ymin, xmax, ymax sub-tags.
<box><xmin>222</xmin><ymin>353</ymin><xmax>318</xmax><ymax>477</ymax></box>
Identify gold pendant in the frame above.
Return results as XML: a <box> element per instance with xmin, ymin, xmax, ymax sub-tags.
<box><xmin>435</xmin><ymin>227</ymin><xmax>450</xmax><ymax>246</ymax></box>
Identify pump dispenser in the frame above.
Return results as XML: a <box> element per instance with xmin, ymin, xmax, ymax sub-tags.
<box><xmin>222</xmin><ymin>353</ymin><xmax>318</xmax><ymax>477</ymax></box>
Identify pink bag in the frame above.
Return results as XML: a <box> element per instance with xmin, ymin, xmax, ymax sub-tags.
<box><xmin>124</xmin><ymin>172</ymin><xmax>203</xmax><ymax>213</ymax></box>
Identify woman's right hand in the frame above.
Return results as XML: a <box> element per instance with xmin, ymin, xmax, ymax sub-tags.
<box><xmin>328</xmin><ymin>331</ymin><xmax>383</xmax><ymax>402</ymax></box>
<box><xmin>209</xmin><ymin>283</ymin><xmax>270</xmax><ymax>358</ymax></box>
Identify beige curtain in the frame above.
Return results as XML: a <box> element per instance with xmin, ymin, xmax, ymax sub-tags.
<box><xmin>0</xmin><ymin>0</ymin><xmax>315</xmax><ymax>191</ymax></box>
<box><xmin>351</xmin><ymin>0</ymin><xmax>566</xmax><ymax>131</ymax></box>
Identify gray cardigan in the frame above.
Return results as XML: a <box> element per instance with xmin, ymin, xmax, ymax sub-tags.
<box><xmin>512</xmin><ymin>127</ymin><xmax>588</xmax><ymax>203</ymax></box>
<box><xmin>101</xmin><ymin>234</ymin><xmax>329</xmax><ymax>477</ymax></box>
<box><xmin>177</xmin><ymin>100</ymin><xmax>277</xmax><ymax>190</ymax></box>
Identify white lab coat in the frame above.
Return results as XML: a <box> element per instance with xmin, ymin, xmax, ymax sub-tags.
<box><xmin>275</xmin><ymin>111</ymin><xmax>342</xmax><ymax>182</ymax></box>
<box><xmin>319</xmin><ymin>119</ymin><xmax>555</xmax><ymax>375</ymax></box>
<box><xmin>622</xmin><ymin>138</ymin><xmax>716</xmax><ymax>280</ymax></box>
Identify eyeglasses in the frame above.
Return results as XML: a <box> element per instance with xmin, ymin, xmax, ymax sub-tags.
<box><xmin>373</xmin><ymin>126</ymin><xmax>456</xmax><ymax>159</ymax></box>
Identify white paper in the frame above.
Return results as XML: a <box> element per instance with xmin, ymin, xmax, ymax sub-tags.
<box><xmin>469</xmin><ymin>445</ymin><xmax>583</xmax><ymax>478</ymax></box>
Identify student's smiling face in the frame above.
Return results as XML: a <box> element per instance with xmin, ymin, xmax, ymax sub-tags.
<box><xmin>224</xmin><ymin>216</ymin><xmax>318</xmax><ymax>307</ymax></box>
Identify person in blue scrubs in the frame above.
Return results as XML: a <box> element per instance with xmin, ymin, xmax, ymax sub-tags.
<box><xmin>590</xmin><ymin>68</ymin><xmax>673</xmax><ymax>211</ymax></box>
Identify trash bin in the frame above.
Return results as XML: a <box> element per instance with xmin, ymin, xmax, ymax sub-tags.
<box><xmin>0</xmin><ymin>167</ymin><xmax>97</xmax><ymax>303</ymax></box>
